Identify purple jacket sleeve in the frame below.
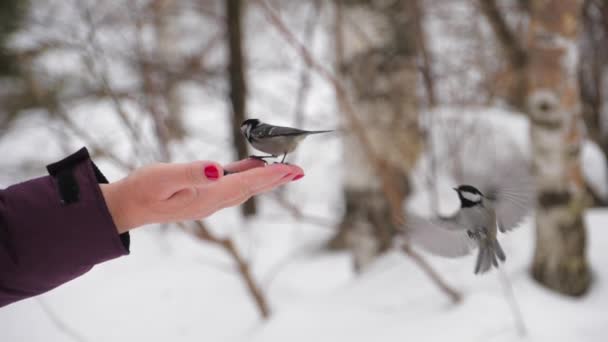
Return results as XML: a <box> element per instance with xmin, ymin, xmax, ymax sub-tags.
<box><xmin>0</xmin><ymin>148</ymin><xmax>130</xmax><ymax>307</ymax></box>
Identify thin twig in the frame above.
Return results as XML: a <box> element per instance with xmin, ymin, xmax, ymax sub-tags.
<box><xmin>76</xmin><ymin>2</ymin><xmax>148</xmax><ymax>160</ymax></box>
<box><xmin>478</xmin><ymin>0</ymin><xmax>528</xmax><ymax>110</ymax></box>
<box><xmin>178</xmin><ymin>221</ymin><xmax>271</xmax><ymax>318</ymax></box>
<box><xmin>413</xmin><ymin>0</ymin><xmax>437</xmax><ymax>108</ymax></box>
<box><xmin>412</xmin><ymin>0</ymin><xmax>440</xmax><ymax>215</ymax></box>
<box><xmin>401</xmin><ymin>244</ymin><xmax>462</xmax><ymax>303</ymax></box>
<box><xmin>478</xmin><ymin>0</ymin><xmax>527</xmax><ymax>69</ymax></box>
<box><xmin>51</xmin><ymin>106</ymin><xmax>135</xmax><ymax>171</ymax></box>
<box><xmin>219</xmin><ymin>237</ymin><xmax>270</xmax><ymax>318</ymax></box>
<box><xmin>131</xmin><ymin>1</ymin><xmax>171</xmax><ymax>161</ymax></box>
<box><xmin>498</xmin><ymin>267</ymin><xmax>527</xmax><ymax>336</ymax></box>
<box><xmin>292</xmin><ymin>0</ymin><xmax>322</xmax><ymax>128</ymax></box>
<box><xmin>37</xmin><ymin>299</ymin><xmax>88</xmax><ymax>342</ymax></box>
<box><xmin>271</xmin><ymin>192</ymin><xmax>335</xmax><ymax>228</ymax></box>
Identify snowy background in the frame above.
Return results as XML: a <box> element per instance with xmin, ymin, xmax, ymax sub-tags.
<box><xmin>1</xmin><ymin>1</ymin><xmax>608</xmax><ymax>341</ymax></box>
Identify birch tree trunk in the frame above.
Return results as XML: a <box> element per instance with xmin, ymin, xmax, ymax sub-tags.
<box><xmin>580</xmin><ymin>0</ymin><xmax>608</xmax><ymax>205</ymax></box>
<box><xmin>581</xmin><ymin>0</ymin><xmax>608</xmax><ymax>164</ymax></box>
<box><xmin>331</xmin><ymin>0</ymin><xmax>421</xmax><ymax>271</ymax></box>
<box><xmin>527</xmin><ymin>0</ymin><xmax>591</xmax><ymax>296</ymax></box>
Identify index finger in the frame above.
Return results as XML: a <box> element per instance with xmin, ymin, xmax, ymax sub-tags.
<box><xmin>186</xmin><ymin>163</ymin><xmax>303</xmax><ymax>218</ymax></box>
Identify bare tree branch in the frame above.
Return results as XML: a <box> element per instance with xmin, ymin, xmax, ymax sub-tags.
<box><xmin>178</xmin><ymin>221</ymin><xmax>271</xmax><ymax>319</ymax></box>
<box><xmin>271</xmin><ymin>192</ymin><xmax>335</xmax><ymax>228</ymax></box>
<box><xmin>52</xmin><ymin>106</ymin><xmax>135</xmax><ymax>171</ymax></box>
<box><xmin>478</xmin><ymin>0</ymin><xmax>527</xmax><ymax>69</ymax></box>
<box><xmin>411</xmin><ymin>0</ymin><xmax>440</xmax><ymax>215</ymax></box>
<box><xmin>76</xmin><ymin>1</ymin><xmax>152</xmax><ymax>161</ymax></box>
<box><xmin>478</xmin><ymin>0</ymin><xmax>528</xmax><ymax>110</ymax></box>
<box><xmin>401</xmin><ymin>244</ymin><xmax>462</xmax><ymax>303</ymax></box>
<box><xmin>413</xmin><ymin>0</ymin><xmax>437</xmax><ymax>108</ymax></box>
<box><xmin>498</xmin><ymin>268</ymin><xmax>527</xmax><ymax>336</ymax></box>
<box><xmin>37</xmin><ymin>299</ymin><xmax>88</xmax><ymax>342</ymax></box>
<box><xmin>292</xmin><ymin>0</ymin><xmax>322</xmax><ymax>128</ymax></box>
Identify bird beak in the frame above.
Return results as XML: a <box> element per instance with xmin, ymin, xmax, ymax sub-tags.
<box><xmin>452</xmin><ymin>187</ymin><xmax>458</xmax><ymax>192</ymax></box>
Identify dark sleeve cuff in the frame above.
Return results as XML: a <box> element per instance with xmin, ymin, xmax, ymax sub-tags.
<box><xmin>0</xmin><ymin>147</ymin><xmax>129</xmax><ymax>306</ymax></box>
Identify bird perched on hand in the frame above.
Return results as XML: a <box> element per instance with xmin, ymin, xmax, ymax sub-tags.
<box><xmin>240</xmin><ymin>118</ymin><xmax>333</xmax><ymax>163</ymax></box>
<box><xmin>404</xmin><ymin>161</ymin><xmax>534</xmax><ymax>274</ymax></box>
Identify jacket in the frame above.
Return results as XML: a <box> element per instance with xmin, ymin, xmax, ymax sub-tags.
<box><xmin>0</xmin><ymin>148</ymin><xmax>130</xmax><ymax>307</ymax></box>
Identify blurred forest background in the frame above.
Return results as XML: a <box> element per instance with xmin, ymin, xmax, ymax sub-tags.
<box><xmin>1</xmin><ymin>0</ymin><xmax>608</xmax><ymax>341</ymax></box>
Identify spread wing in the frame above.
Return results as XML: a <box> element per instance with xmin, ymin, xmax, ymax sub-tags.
<box><xmin>459</xmin><ymin>157</ymin><xmax>535</xmax><ymax>233</ymax></box>
<box><xmin>252</xmin><ymin>124</ymin><xmax>309</xmax><ymax>138</ymax></box>
<box><xmin>487</xmin><ymin>181</ymin><xmax>534</xmax><ymax>233</ymax></box>
<box><xmin>404</xmin><ymin>213</ymin><xmax>477</xmax><ymax>258</ymax></box>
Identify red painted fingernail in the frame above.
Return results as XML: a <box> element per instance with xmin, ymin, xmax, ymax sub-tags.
<box><xmin>204</xmin><ymin>165</ymin><xmax>220</xmax><ymax>180</ymax></box>
<box><xmin>281</xmin><ymin>173</ymin><xmax>293</xmax><ymax>180</ymax></box>
<box><xmin>292</xmin><ymin>174</ymin><xmax>304</xmax><ymax>181</ymax></box>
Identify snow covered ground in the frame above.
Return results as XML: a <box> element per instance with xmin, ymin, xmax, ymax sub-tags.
<box><xmin>1</xmin><ymin>106</ymin><xmax>608</xmax><ymax>341</ymax></box>
<box><xmin>1</xmin><ymin>198</ymin><xmax>608</xmax><ymax>342</ymax></box>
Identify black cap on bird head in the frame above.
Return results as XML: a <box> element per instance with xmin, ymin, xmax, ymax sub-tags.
<box><xmin>453</xmin><ymin>185</ymin><xmax>484</xmax><ymax>208</ymax></box>
<box><xmin>241</xmin><ymin>118</ymin><xmax>260</xmax><ymax>137</ymax></box>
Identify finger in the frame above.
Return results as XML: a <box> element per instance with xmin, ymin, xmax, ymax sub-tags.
<box><xmin>215</xmin><ymin>163</ymin><xmax>303</xmax><ymax>207</ymax></box>
<box><xmin>154</xmin><ymin>161</ymin><xmax>223</xmax><ymax>199</ymax></box>
<box><xmin>223</xmin><ymin>158</ymin><xmax>266</xmax><ymax>174</ymax></box>
<box><xmin>184</xmin><ymin>163</ymin><xmax>303</xmax><ymax>218</ymax></box>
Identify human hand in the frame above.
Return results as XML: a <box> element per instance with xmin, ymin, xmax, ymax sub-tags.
<box><xmin>100</xmin><ymin>159</ymin><xmax>304</xmax><ymax>233</ymax></box>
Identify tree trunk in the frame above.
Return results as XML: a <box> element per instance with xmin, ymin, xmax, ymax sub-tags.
<box><xmin>226</xmin><ymin>0</ymin><xmax>256</xmax><ymax>216</ymax></box>
<box><xmin>527</xmin><ymin>0</ymin><xmax>591</xmax><ymax>296</ymax></box>
<box><xmin>0</xmin><ymin>0</ymin><xmax>25</xmax><ymax>77</ymax></box>
<box><xmin>580</xmin><ymin>0</ymin><xmax>608</xmax><ymax>205</ymax></box>
<box><xmin>0</xmin><ymin>0</ymin><xmax>27</xmax><ymax>129</ymax></box>
<box><xmin>331</xmin><ymin>0</ymin><xmax>421</xmax><ymax>271</ymax></box>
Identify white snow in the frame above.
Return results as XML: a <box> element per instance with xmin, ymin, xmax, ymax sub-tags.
<box><xmin>2</xmin><ymin>208</ymin><xmax>608</xmax><ymax>342</ymax></box>
<box><xmin>2</xmin><ymin>102</ymin><xmax>608</xmax><ymax>341</ymax></box>
<box><xmin>583</xmin><ymin>140</ymin><xmax>608</xmax><ymax>200</ymax></box>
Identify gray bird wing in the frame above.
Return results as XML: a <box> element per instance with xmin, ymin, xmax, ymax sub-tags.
<box><xmin>252</xmin><ymin>124</ymin><xmax>310</xmax><ymax>138</ymax></box>
<box><xmin>404</xmin><ymin>212</ymin><xmax>477</xmax><ymax>258</ymax></box>
<box><xmin>460</xmin><ymin>157</ymin><xmax>535</xmax><ymax>233</ymax></box>
<box><xmin>487</xmin><ymin>185</ymin><xmax>534</xmax><ymax>232</ymax></box>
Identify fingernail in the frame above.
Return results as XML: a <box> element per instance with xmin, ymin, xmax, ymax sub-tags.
<box><xmin>292</xmin><ymin>174</ymin><xmax>304</xmax><ymax>181</ymax></box>
<box><xmin>204</xmin><ymin>165</ymin><xmax>220</xmax><ymax>180</ymax></box>
<box><xmin>281</xmin><ymin>173</ymin><xmax>293</xmax><ymax>180</ymax></box>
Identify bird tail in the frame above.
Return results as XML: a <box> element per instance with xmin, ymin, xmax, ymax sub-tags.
<box><xmin>474</xmin><ymin>239</ymin><xmax>506</xmax><ymax>274</ymax></box>
<box><xmin>305</xmin><ymin>130</ymin><xmax>333</xmax><ymax>135</ymax></box>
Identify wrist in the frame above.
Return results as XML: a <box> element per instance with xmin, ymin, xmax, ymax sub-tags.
<box><xmin>100</xmin><ymin>181</ymin><xmax>132</xmax><ymax>234</ymax></box>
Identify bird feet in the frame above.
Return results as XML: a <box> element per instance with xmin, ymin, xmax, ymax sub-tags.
<box><xmin>467</xmin><ymin>229</ymin><xmax>487</xmax><ymax>240</ymax></box>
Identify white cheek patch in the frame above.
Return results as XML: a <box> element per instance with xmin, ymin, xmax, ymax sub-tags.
<box><xmin>461</xmin><ymin>192</ymin><xmax>481</xmax><ymax>202</ymax></box>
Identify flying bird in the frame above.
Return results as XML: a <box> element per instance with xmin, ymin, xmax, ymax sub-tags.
<box><xmin>405</xmin><ymin>160</ymin><xmax>534</xmax><ymax>274</ymax></box>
